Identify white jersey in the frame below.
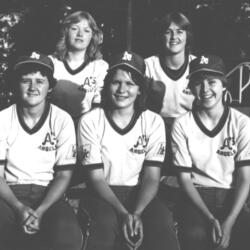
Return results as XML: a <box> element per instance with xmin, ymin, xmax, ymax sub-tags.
<box><xmin>172</xmin><ymin>107</ymin><xmax>250</xmax><ymax>188</ymax></box>
<box><xmin>50</xmin><ymin>56</ymin><xmax>108</xmax><ymax>119</ymax></box>
<box><xmin>78</xmin><ymin>108</ymin><xmax>166</xmax><ymax>186</ymax></box>
<box><xmin>145</xmin><ymin>55</ymin><xmax>195</xmax><ymax>118</ymax></box>
<box><xmin>0</xmin><ymin>104</ymin><xmax>76</xmax><ymax>186</ymax></box>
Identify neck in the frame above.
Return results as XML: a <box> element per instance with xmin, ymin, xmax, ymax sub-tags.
<box><xmin>67</xmin><ymin>50</ymin><xmax>86</xmax><ymax>63</ymax></box>
<box><xmin>110</xmin><ymin>107</ymin><xmax>135</xmax><ymax>129</ymax></box>
<box><xmin>164</xmin><ymin>51</ymin><xmax>186</xmax><ymax>70</ymax></box>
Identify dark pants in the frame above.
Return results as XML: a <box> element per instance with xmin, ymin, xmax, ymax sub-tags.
<box><xmin>0</xmin><ymin>184</ymin><xmax>82</xmax><ymax>250</ymax></box>
<box><xmin>178</xmin><ymin>187</ymin><xmax>250</xmax><ymax>250</ymax></box>
<box><xmin>80</xmin><ymin>186</ymin><xmax>180</xmax><ymax>250</ymax></box>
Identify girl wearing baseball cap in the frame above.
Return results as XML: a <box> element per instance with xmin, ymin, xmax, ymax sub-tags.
<box><xmin>78</xmin><ymin>51</ymin><xmax>179</xmax><ymax>250</ymax></box>
<box><xmin>172</xmin><ymin>54</ymin><xmax>250</xmax><ymax>250</ymax></box>
<box><xmin>0</xmin><ymin>52</ymin><xmax>82</xmax><ymax>250</ymax></box>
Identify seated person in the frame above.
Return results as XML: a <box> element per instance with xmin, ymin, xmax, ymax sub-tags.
<box><xmin>77</xmin><ymin>51</ymin><xmax>179</xmax><ymax>250</ymax></box>
<box><xmin>0</xmin><ymin>52</ymin><xmax>82</xmax><ymax>250</ymax></box>
<box><xmin>172</xmin><ymin>54</ymin><xmax>250</xmax><ymax>250</ymax></box>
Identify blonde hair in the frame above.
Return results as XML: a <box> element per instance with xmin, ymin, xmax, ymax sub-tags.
<box><xmin>54</xmin><ymin>11</ymin><xmax>103</xmax><ymax>61</ymax></box>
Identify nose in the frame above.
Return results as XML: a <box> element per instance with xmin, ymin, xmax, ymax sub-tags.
<box><xmin>201</xmin><ymin>80</ymin><xmax>210</xmax><ymax>92</ymax></box>
<box><xmin>171</xmin><ymin>30</ymin><xmax>177</xmax><ymax>39</ymax></box>
<box><xmin>117</xmin><ymin>82</ymin><xmax>127</xmax><ymax>93</ymax></box>
<box><xmin>28</xmin><ymin>80</ymin><xmax>36</xmax><ymax>90</ymax></box>
<box><xmin>77</xmin><ymin>29</ymin><xmax>83</xmax><ymax>37</ymax></box>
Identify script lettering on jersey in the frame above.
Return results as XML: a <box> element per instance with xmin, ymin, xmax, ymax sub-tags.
<box><xmin>39</xmin><ymin>132</ymin><xmax>56</xmax><ymax>151</ymax></box>
<box><xmin>216</xmin><ymin>137</ymin><xmax>236</xmax><ymax>156</ymax></box>
<box><xmin>79</xmin><ymin>77</ymin><xmax>97</xmax><ymax>92</ymax></box>
<box><xmin>130</xmin><ymin>135</ymin><xmax>149</xmax><ymax>154</ymax></box>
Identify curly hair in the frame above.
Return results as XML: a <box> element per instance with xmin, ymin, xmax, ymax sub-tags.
<box><xmin>54</xmin><ymin>11</ymin><xmax>103</xmax><ymax>61</ymax></box>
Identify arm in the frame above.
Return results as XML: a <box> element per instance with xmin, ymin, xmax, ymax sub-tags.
<box><xmin>0</xmin><ymin>165</ymin><xmax>37</xmax><ymax>233</ymax></box>
<box><xmin>219</xmin><ymin>166</ymin><xmax>250</xmax><ymax>249</ymax></box>
<box><xmin>87</xmin><ymin>169</ymin><xmax>137</xmax><ymax>248</ymax></box>
<box><xmin>25</xmin><ymin>169</ymin><xmax>73</xmax><ymax>232</ymax></box>
<box><xmin>179</xmin><ymin>172</ymin><xmax>222</xmax><ymax>244</ymax></box>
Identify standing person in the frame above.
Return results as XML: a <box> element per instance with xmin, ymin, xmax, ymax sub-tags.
<box><xmin>145</xmin><ymin>12</ymin><xmax>195</xmax><ymax>126</ymax></box>
<box><xmin>50</xmin><ymin>10</ymin><xmax>108</xmax><ymax>124</ymax></box>
<box><xmin>78</xmin><ymin>51</ymin><xmax>179</xmax><ymax>250</ymax></box>
<box><xmin>0</xmin><ymin>52</ymin><xmax>82</xmax><ymax>250</ymax></box>
<box><xmin>172</xmin><ymin>55</ymin><xmax>250</xmax><ymax>250</ymax></box>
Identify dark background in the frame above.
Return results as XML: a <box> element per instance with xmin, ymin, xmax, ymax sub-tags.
<box><xmin>1</xmin><ymin>0</ymin><xmax>250</xmax><ymax>108</ymax></box>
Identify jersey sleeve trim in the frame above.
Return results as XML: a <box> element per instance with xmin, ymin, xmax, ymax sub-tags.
<box><xmin>144</xmin><ymin>160</ymin><xmax>163</xmax><ymax>168</ymax></box>
<box><xmin>175</xmin><ymin>165</ymin><xmax>192</xmax><ymax>172</ymax></box>
<box><xmin>54</xmin><ymin>164</ymin><xmax>75</xmax><ymax>171</ymax></box>
<box><xmin>85</xmin><ymin>163</ymin><xmax>104</xmax><ymax>170</ymax></box>
<box><xmin>0</xmin><ymin>160</ymin><xmax>6</xmax><ymax>165</ymax></box>
<box><xmin>235</xmin><ymin>160</ymin><xmax>250</xmax><ymax>168</ymax></box>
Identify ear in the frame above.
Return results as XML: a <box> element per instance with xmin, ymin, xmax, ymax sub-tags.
<box><xmin>48</xmin><ymin>88</ymin><xmax>53</xmax><ymax>93</ymax></box>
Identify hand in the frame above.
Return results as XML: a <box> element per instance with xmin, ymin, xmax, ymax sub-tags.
<box><xmin>210</xmin><ymin>217</ymin><xmax>222</xmax><ymax>246</ymax></box>
<box><xmin>131</xmin><ymin>214</ymin><xmax>143</xmax><ymax>249</ymax></box>
<box><xmin>121</xmin><ymin>213</ymin><xmax>135</xmax><ymax>248</ymax></box>
<box><xmin>216</xmin><ymin>219</ymin><xmax>234</xmax><ymax>249</ymax></box>
<box><xmin>15</xmin><ymin>204</ymin><xmax>39</xmax><ymax>234</ymax></box>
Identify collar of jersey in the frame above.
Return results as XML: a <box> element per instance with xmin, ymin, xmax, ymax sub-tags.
<box><xmin>17</xmin><ymin>102</ymin><xmax>51</xmax><ymax>134</ymax></box>
<box><xmin>63</xmin><ymin>59</ymin><xmax>89</xmax><ymax>75</ymax></box>
<box><xmin>104</xmin><ymin>108</ymin><xmax>142</xmax><ymax>135</ymax></box>
<box><xmin>192</xmin><ymin>105</ymin><xmax>229</xmax><ymax>137</ymax></box>
<box><xmin>159</xmin><ymin>54</ymin><xmax>189</xmax><ymax>81</ymax></box>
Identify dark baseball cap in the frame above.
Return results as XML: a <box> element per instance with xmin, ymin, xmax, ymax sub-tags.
<box><xmin>108</xmin><ymin>51</ymin><xmax>145</xmax><ymax>77</ymax></box>
<box><xmin>14</xmin><ymin>52</ymin><xmax>54</xmax><ymax>74</ymax></box>
<box><xmin>187</xmin><ymin>55</ymin><xmax>226</xmax><ymax>79</ymax></box>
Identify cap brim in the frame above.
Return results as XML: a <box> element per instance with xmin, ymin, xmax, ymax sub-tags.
<box><xmin>14</xmin><ymin>61</ymin><xmax>53</xmax><ymax>73</ymax></box>
<box><xmin>108</xmin><ymin>63</ymin><xmax>143</xmax><ymax>77</ymax></box>
<box><xmin>187</xmin><ymin>68</ymin><xmax>225</xmax><ymax>79</ymax></box>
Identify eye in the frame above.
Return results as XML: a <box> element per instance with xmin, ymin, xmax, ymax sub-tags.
<box><xmin>36</xmin><ymin>79</ymin><xmax>45</xmax><ymax>85</ymax></box>
<box><xmin>84</xmin><ymin>28</ymin><xmax>92</xmax><ymax>33</ymax></box>
<box><xmin>69</xmin><ymin>25</ymin><xmax>78</xmax><ymax>31</ymax></box>
<box><xmin>177</xmin><ymin>29</ymin><xmax>184</xmax><ymax>35</ymax></box>
<box><xmin>165</xmin><ymin>29</ymin><xmax>171</xmax><ymax>35</ymax></box>
<box><xmin>126</xmin><ymin>81</ymin><xmax>136</xmax><ymax>86</ymax></box>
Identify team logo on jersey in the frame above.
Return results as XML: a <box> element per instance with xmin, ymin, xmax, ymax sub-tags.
<box><xmin>81</xmin><ymin>144</ymin><xmax>91</xmax><ymax>161</ymax></box>
<box><xmin>38</xmin><ymin>132</ymin><xmax>57</xmax><ymax>151</ymax></box>
<box><xmin>79</xmin><ymin>77</ymin><xmax>97</xmax><ymax>92</ymax></box>
<box><xmin>216</xmin><ymin>137</ymin><xmax>236</xmax><ymax>156</ymax></box>
<box><xmin>66</xmin><ymin>144</ymin><xmax>77</xmax><ymax>160</ymax></box>
<box><xmin>156</xmin><ymin>142</ymin><xmax>166</xmax><ymax>156</ymax></box>
<box><xmin>130</xmin><ymin>135</ymin><xmax>149</xmax><ymax>154</ymax></box>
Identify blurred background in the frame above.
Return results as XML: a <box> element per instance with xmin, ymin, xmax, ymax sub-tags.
<box><xmin>1</xmin><ymin>0</ymin><xmax>250</xmax><ymax>109</ymax></box>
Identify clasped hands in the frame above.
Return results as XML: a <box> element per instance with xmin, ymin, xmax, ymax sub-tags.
<box><xmin>121</xmin><ymin>213</ymin><xmax>143</xmax><ymax>250</ymax></box>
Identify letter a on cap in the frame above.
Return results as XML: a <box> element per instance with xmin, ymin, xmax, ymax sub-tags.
<box><xmin>30</xmin><ymin>52</ymin><xmax>40</xmax><ymax>59</ymax></box>
<box><xmin>122</xmin><ymin>51</ymin><xmax>132</xmax><ymax>61</ymax></box>
<box><xmin>200</xmin><ymin>56</ymin><xmax>208</xmax><ymax>64</ymax></box>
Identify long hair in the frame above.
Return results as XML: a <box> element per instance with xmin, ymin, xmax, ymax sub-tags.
<box><xmin>101</xmin><ymin>66</ymin><xmax>148</xmax><ymax>112</ymax></box>
<box><xmin>158</xmin><ymin>12</ymin><xmax>193</xmax><ymax>55</ymax></box>
<box><xmin>54</xmin><ymin>11</ymin><xmax>103</xmax><ymax>61</ymax></box>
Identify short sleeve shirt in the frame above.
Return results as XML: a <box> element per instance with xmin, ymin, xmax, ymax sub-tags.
<box><xmin>0</xmin><ymin>103</ymin><xmax>76</xmax><ymax>186</ymax></box>
<box><xmin>78</xmin><ymin>108</ymin><xmax>166</xmax><ymax>186</ymax></box>
<box><xmin>50</xmin><ymin>57</ymin><xmax>108</xmax><ymax>119</ymax></box>
<box><xmin>172</xmin><ymin>107</ymin><xmax>250</xmax><ymax>188</ymax></box>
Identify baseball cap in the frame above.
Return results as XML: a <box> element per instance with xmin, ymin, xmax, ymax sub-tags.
<box><xmin>187</xmin><ymin>55</ymin><xmax>226</xmax><ymax>79</ymax></box>
<box><xmin>108</xmin><ymin>51</ymin><xmax>145</xmax><ymax>77</ymax></box>
<box><xmin>14</xmin><ymin>52</ymin><xmax>54</xmax><ymax>74</ymax></box>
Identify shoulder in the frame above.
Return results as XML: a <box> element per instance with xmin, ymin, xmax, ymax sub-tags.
<box><xmin>173</xmin><ymin>111</ymin><xmax>193</xmax><ymax>130</ymax></box>
<box><xmin>145</xmin><ymin>55</ymin><xmax>159</xmax><ymax>65</ymax></box>
<box><xmin>91</xmin><ymin>59</ymin><xmax>109</xmax><ymax>70</ymax></box>
<box><xmin>50</xmin><ymin>104</ymin><xmax>74</xmax><ymax>124</ymax></box>
<box><xmin>141</xmin><ymin>109</ymin><xmax>164</xmax><ymax>126</ymax></box>
<box><xmin>79</xmin><ymin>107</ymin><xmax>104</xmax><ymax>125</ymax></box>
<box><xmin>229</xmin><ymin>107</ymin><xmax>250</xmax><ymax>128</ymax></box>
<box><xmin>0</xmin><ymin>104</ymin><xmax>15</xmax><ymax>122</ymax></box>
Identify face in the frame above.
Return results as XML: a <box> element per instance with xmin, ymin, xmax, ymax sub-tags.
<box><xmin>109</xmin><ymin>69</ymin><xmax>141</xmax><ymax>111</ymax></box>
<box><xmin>18</xmin><ymin>71</ymin><xmax>51</xmax><ymax>108</ymax></box>
<box><xmin>67</xmin><ymin>19</ymin><xmax>93</xmax><ymax>51</ymax></box>
<box><xmin>191</xmin><ymin>75</ymin><xmax>225</xmax><ymax>110</ymax></box>
<box><xmin>163</xmin><ymin>22</ymin><xmax>187</xmax><ymax>55</ymax></box>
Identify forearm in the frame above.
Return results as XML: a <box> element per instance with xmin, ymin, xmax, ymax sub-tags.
<box><xmin>90</xmin><ymin>178</ymin><xmax>128</xmax><ymax>216</ymax></box>
<box><xmin>133</xmin><ymin>177</ymin><xmax>159</xmax><ymax>216</ymax></box>
<box><xmin>179</xmin><ymin>174</ymin><xmax>214</xmax><ymax>221</ymax></box>
<box><xmin>0</xmin><ymin>177</ymin><xmax>23</xmax><ymax>212</ymax></box>
<box><xmin>36</xmin><ymin>170</ymin><xmax>72</xmax><ymax>214</ymax></box>
<box><xmin>225</xmin><ymin>172</ymin><xmax>250</xmax><ymax>224</ymax></box>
